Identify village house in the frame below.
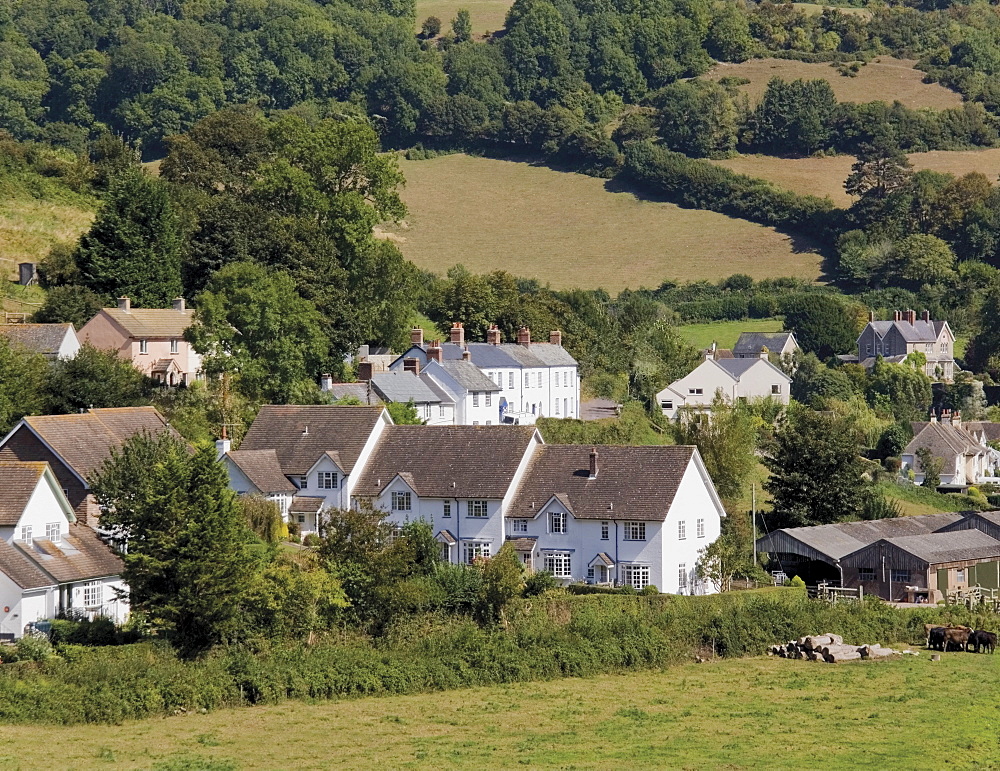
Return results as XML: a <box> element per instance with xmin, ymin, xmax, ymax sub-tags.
<box><xmin>369</xmin><ymin>370</ymin><xmax>456</xmax><ymax>426</ymax></box>
<box><xmin>0</xmin><ymin>407</ymin><xmax>180</xmax><ymax>526</ymax></box>
<box><xmin>0</xmin><ymin>323</ymin><xmax>80</xmax><ymax>360</ymax></box>
<box><xmin>901</xmin><ymin>410</ymin><xmax>1000</xmax><ymax>489</ymax></box>
<box><xmin>0</xmin><ymin>461</ymin><xmax>127</xmax><ymax>639</ymax></box>
<box><xmin>506</xmin><ymin>445</ymin><xmax>725</xmax><ymax>593</ymax></box>
<box><xmin>656</xmin><ymin>349</ymin><xmax>791</xmax><ymax>420</ymax></box>
<box><xmin>231</xmin><ymin>405</ymin><xmax>392</xmax><ymax>534</ymax></box>
<box><xmin>733</xmin><ymin>331</ymin><xmax>799</xmax><ymax>361</ymax></box>
<box><xmin>849</xmin><ymin>309</ymin><xmax>955</xmax><ymax>381</ymax></box>
<box><xmin>391</xmin><ymin>325</ymin><xmax>580</xmax><ymax>424</ymax></box>
<box><xmin>78</xmin><ymin>296</ymin><xmax>201</xmax><ymax>386</ymax></box>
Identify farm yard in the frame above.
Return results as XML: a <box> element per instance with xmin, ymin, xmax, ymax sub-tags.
<box><xmin>387</xmin><ymin>154</ymin><xmax>825</xmax><ymax>291</ymax></box>
<box><xmin>702</xmin><ymin>57</ymin><xmax>963</xmax><ymax>109</ymax></box>
<box><xmin>2</xmin><ymin>655</ymin><xmax>997</xmax><ymax>769</ymax></box>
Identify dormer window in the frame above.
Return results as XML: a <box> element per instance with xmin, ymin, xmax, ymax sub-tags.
<box><xmin>45</xmin><ymin>522</ymin><xmax>61</xmax><ymax>543</ymax></box>
<box><xmin>139</xmin><ymin>339</ymin><xmax>148</xmax><ymax>355</ymax></box>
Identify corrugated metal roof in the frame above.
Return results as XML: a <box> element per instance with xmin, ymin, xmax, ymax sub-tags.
<box><xmin>881</xmin><ymin>530</ymin><xmax>1000</xmax><ymax>563</ymax></box>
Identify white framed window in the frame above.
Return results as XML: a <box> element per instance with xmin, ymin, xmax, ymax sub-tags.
<box><xmin>678</xmin><ymin>521</ymin><xmax>686</xmax><ymax>540</ymax></box>
<box><xmin>537</xmin><ymin>372</ymin><xmax>542</xmax><ymax>387</ymax></box>
<box><xmin>601</xmin><ymin>521</ymin><xmax>609</xmax><ymax>540</ymax></box>
<box><xmin>587</xmin><ymin>567</ymin><xmax>595</xmax><ymax>580</ymax></box>
<box><xmin>940</xmin><ymin>342</ymin><xmax>948</xmax><ymax>353</ymax></box>
<box><xmin>660</xmin><ymin>400</ymin><xmax>673</xmax><ymax>410</ymax></box>
<box><xmin>472</xmin><ymin>392</ymin><xmax>480</xmax><ymax>407</ymax></box>
<box><xmin>443</xmin><ymin>501</ymin><xmax>451</xmax><ymax>518</ymax></box>
<box><xmin>866</xmin><ymin>344</ymin><xmax>871</xmax><ymax>355</ymax></box>
<box><xmin>170</xmin><ymin>338</ymin><xmax>179</xmax><ymax>354</ymax></box>
<box><xmin>83</xmin><ymin>581</ymin><xmax>102</xmax><ymax>608</ymax></box>
<box><xmin>771</xmin><ymin>384</ymin><xmax>781</xmax><ymax>395</ymax></box>
<box><xmin>891</xmin><ymin>569</ymin><xmax>910</xmax><ymax>583</ymax></box>
<box><xmin>678</xmin><ymin>563</ymin><xmax>688</xmax><ymax>591</ymax></box>
<box><xmin>318</xmin><ymin>471</ymin><xmax>338</xmax><ymax>489</ymax></box>
<box><xmin>621</xmin><ymin>564</ymin><xmax>650</xmax><ymax>590</ymax></box>
<box><xmin>486</xmin><ymin>393</ymin><xmax>492</xmax><ymax>407</ymax></box>
<box><xmin>511</xmin><ymin>519</ymin><xmax>527</xmax><ymax>533</ymax></box>
<box><xmin>688</xmin><ymin>388</ymin><xmax>703</xmax><ymax>395</ymax></box>
<box><xmin>508</xmin><ymin>372</ymin><xmax>514</xmax><ymax>389</ymax></box>
<box><xmin>564</xmin><ymin>371</ymin><xmax>569</xmax><ymax>387</ymax></box>
<box><xmin>139</xmin><ymin>339</ymin><xmax>148</xmax><ymax>354</ymax></box>
<box><xmin>45</xmin><ymin>522</ymin><xmax>61</xmax><ymax>542</ymax></box>
<box><xmin>424</xmin><ymin>404</ymin><xmax>432</xmax><ymax>419</ymax></box>
<box><xmin>697</xmin><ymin>518</ymin><xmax>705</xmax><ymax>538</ymax></box>
<box><xmin>956</xmin><ymin>568</ymin><xmax>966</xmax><ymax>582</ymax></box>
<box><xmin>473</xmin><ymin>421</ymin><xmax>479</xmax><ymax>425</ymax></box>
<box><xmin>298</xmin><ymin>475</ymin><xmax>308</xmax><ymax>489</ymax></box>
<box><xmin>925</xmin><ymin>343</ymin><xmax>932</xmax><ymax>353</ymax></box>
<box><xmin>549</xmin><ymin>511</ymin><xmax>566</xmax><ymax>534</ymax></box>
<box><xmin>439</xmin><ymin>404</ymin><xmax>446</xmax><ymax>417</ymax></box>
<box><xmin>465</xmin><ymin>541</ymin><xmax>491</xmax><ymax>564</ymax></box>
<box><xmin>524</xmin><ymin>373</ymin><xmax>530</xmax><ymax>388</ymax></box>
<box><xmin>486</xmin><ymin>421</ymin><xmax>491</xmax><ymax>425</ymax></box>
<box><xmin>19</xmin><ymin>525</ymin><xmax>32</xmax><ymax>543</ymax></box>
<box><xmin>543</xmin><ymin>552</ymin><xmax>572</xmax><ymax>578</ymax></box>
<box><xmin>391</xmin><ymin>491</ymin><xmax>412</xmax><ymax>511</ymax></box>
<box><xmin>554</xmin><ymin>400</ymin><xmax>560</xmax><ymax>415</ymax></box>
<box><xmin>858</xmin><ymin>567</ymin><xmax>875</xmax><ymax>580</ymax></box>
<box><xmin>267</xmin><ymin>494</ymin><xmax>289</xmax><ymax>516</ymax></box>
<box><xmin>468</xmin><ymin>500</ymin><xmax>488</xmax><ymax>517</ymax></box>
<box><xmin>623</xmin><ymin>521</ymin><xmax>646</xmax><ymax>541</ymax></box>
<box><xmin>298</xmin><ymin>514</ymin><xmax>305</xmax><ymax>524</ymax></box>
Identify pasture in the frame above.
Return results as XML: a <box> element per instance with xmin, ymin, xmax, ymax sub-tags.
<box><xmin>387</xmin><ymin>154</ymin><xmax>825</xmax><ymax>291</ymax></box>
<box><xmin>713</xmin><ymin>148</ymin><xmax>1000</xmax><ymax>207</ymax></box>
<box><xmin>0</xmin><ymin>197</ymin><xmax>93</xmax><ymax>279</ymax></box>
<box><xmin>675</xmin><ymin>318</ymin><xmax>784</xmax><ymax>350</ymax></box>
<box><xmin>703</xmin><ymin>57</ymin><xmax>963</xmax><ymax>109</ymax></box>
<box><xmin>3</xmin><ymin>654</ymin><xmax>997</xmax><ymax>769</ymax></box>
<box><xmin>414</xmin><ymin>0</ymin><xmax>512</xmax><ymax>36</ymax></box>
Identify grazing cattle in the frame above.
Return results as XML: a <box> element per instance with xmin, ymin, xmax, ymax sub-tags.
<box><xmin>969</xmin><ymin>630</ymin><xmax>997</xmax><ymax>654</ymax></box>
<box><xmin>944</xmin><ymin>628</ymin><xmax>971</xmax><ymax>652</ymax></box>
<box><xmin>928</xmin><ymin>626</ymin><xmax>947</xmax><ymax>651</ymax></box>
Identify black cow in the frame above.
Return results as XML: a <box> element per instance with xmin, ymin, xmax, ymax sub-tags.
<box><xmin>969</xmin><ymin>630</ymin><xmax>997</xmax><ymax>654</ymax></box>
<box><xmin>928</xmin><ymin>626</ymin><xmax>946</xmax><ymax>651</ymax></box>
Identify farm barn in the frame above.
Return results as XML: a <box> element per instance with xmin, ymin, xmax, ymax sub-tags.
<box><xmin>839</xmin><ymin>530</ymin><xmax>1000</xmax><ymax>603</ymax></box>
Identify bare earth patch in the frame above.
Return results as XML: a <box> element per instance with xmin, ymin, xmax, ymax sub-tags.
<box><xmin>388</xmin><ymin>154</ymin><xmax>824</xmax><ymax>291</ymax></box>
<box><xmin>703</xmin><ymin>57</ymin><xmax>963</xmax><ymax>109</ymax></box>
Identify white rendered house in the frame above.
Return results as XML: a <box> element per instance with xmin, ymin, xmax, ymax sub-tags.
<box><xmin>657</xmin><ymin>351</ymin><xmax>790</xmax><ymax>419</ymax></box>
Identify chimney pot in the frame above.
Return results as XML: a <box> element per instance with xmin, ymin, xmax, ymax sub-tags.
<box><xmin>172</xmin><ymin>297</ymin><xmax>185</xmax><ymax>312</ymax></box>
<box><xmin>759</xmin><ymin>346</ymin><xmax>769</xmax><ymax>360</ymax></box>
<box><xmin>517</xmin><ymin>326</ymin><xmax>531</xmax><ymax>347</ymax></box>
<box><xmin>462</xmin><ymin>348</ymin><xmax>471</xmax><ymax>362</ymax></box>
<box><xmin>410</xmin><ymin>327</ymin><xmax>424</xmax><ymax>347</ymax></box>
<box><xmin>117</xmin><ymin>296</ymin><xmax>131</xmax><ymax>312</ymax></box>
<box><xmin>450</xmin><ymin>322</ymin><xmax>465</xmax><ymax>346</ymax></box>
<box><xmin>589</xmin><ymin>447</ymin><xmax>598</xmax><ymax>479</ymax></box>
<box><xmin>893</xmin><ymin>310</ymin><xmax>901</xmax><ymax>322</ymax></box>
<box><xmin>487</xmin><ymin>325</ymin><xmax>501</xmax><ymax>346</ymax></box>
<box><xmin>320</xmin><ymin>373</ymin><xmax>333</xmax><ymax>391</ymax></box>
<box><xmin>549</xmin><ymin>330</ymin><xmax>562</xmax><ymax>346</ymax></box>
<box><xmin>906</xmin><ymin>309</ymin><xmax>916</xmax><ymax>325</ymax></box>
<box><xmin>922</xmin><ymin>309</ymin><xmax>931</xmax><ymax>322</ymax></box>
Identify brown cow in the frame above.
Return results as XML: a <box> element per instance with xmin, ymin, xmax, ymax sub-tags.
<box><xmin>925</xmin><ymin>623</ymin><xmax>971</xmax><ymax>647</ymax></box>
<box><xmin>944</xmin><ymin>628</ymin><xmax>971</xmax><ymax>652</ymax></box>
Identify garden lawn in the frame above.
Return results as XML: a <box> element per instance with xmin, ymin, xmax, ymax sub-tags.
<box><xmin>2</xmin><ymin>654</ymin><xmax>997</xmax><ymax>770</ymax></box>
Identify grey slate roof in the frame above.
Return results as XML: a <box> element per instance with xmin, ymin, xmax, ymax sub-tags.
<box><xmin>420</xmin><ymin>375</ymin><xmax>455</xmax><ymax>405</ymax></box>
<box><xmin>326</xmin><ymin>383</ymin><xmax>377</xmax><ymax>405</ymax></box>
<box><xmin>878</xmin><ymin>529</ymin><xmax>1000</xmax><ymax>564</ymax></box>
<box><xmin>371</xmin><ymin>371</ymin><xmax>442</xmax><ymax>404</ymax></box>
<box><xmin>227</xmin><ymin>450</ymin><xmax>297</xmax><ymax>494</ymax></box>
<box><xmin>756</xmin><ymin>511</ymin><xmax>968</xmax><ymax>562</ymax></box>
<box><xmin>733</xmin><ymin>332</ymin><xmax>795</xmax><ymax>355</ymax></box>
<box><xmin>352</xmin><ymin>425</ymin><xmax>537</xmax><ymax>498</ymax></box>
<box><xmin>240</xmin><ymin>405</ymin><xmax>386</xmax><ymax>475</ymax></box>
<box><xmin>715</xmin><ymin>358</ymin><xmax>789</xmax><ymax>380</ymax></box>
<box><xmin>0</xmin><ymin>324</ymin><xmax>73</xmax><ymax>357</ymax></box>
<box><xmin>398</xmin><ymin>341</ymin><xmax>577</xmax><ymax>369</ymax></box>
<box><xmin>439</xmin><ymin>360</ymin><xmax>502</xmax><ymax>392</ymax></box>
<box><xmin>866</xmin><ymin>319</ymin><xmax>946</xmax><ymax>343</ymax></box>
<box><xmin>508</xmin><ymin>445</ymin><xmax>698</xmax><ymax>521</ymax></box>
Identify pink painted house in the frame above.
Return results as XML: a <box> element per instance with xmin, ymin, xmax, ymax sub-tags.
<box><xmin>78</xmin><ymin>297</ymin><xmax>202</xmax><ymax>385</ymax></box>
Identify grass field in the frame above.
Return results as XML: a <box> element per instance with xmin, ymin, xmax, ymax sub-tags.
<box><xmin>0</xmin><ymin>197</ymin><xmax>93</xmax><ymax>277</ymax></box>
<box><xmin>713</xmin><ymin>148</ymin><xmax>1000</xmax><ymax>207</ymax></box>
<box><xmin>703</xmin><ymin>57</ymin><xmax>962</xmax><ymax>109</ymax></box>
<box><xmin>792</xmin><ymin>2</ymin><xmax>871</xmax><ymax>16</ymax></box>
<box><xmin>414</xmin><ymin>0</ymin><xmax>511</xmax><ymax>36</ymax></box>
<box><xmin>2</xmin><ymin>654</ymin><xmax>997</xmax><ymax>769</ymax></box>
<box><xmin>675</xmin><ymin>318</ymin><xmax>785</xmax><ymax>350</ymax></box>
<box><xmin>387</xmin><ymin>154</ymin><xmax>825</xmax><ymax>291</ymax></box>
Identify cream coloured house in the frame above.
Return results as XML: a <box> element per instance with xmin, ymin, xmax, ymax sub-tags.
<box><xmin>78</xmin><ymin>297</ymin><xmax>201</xmax><ymax>385</ymax></box>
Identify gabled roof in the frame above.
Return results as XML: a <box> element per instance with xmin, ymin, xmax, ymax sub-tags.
<box><xmin>733</xmin><ymin>332</ymin><xmax>796</xmax><ymax>355</ymax></box>
<box><xmin>290</xmin><ymin>496</ymin><xmax>324</xmax><ymax>514</ymax></box>
<box><xmin>589</xmin><ymin>552</ymin><xmax>615</xmax><ymax>567</ymax></box>
<box><xmin>2</xmin><ymin>524</ymin><xmax>123</xmax><ymax>588</ymax></box>
<box><xmin>871</xmin><ymin>530</ymin><xmax>1000</xmax><ymax>565</ymax></box>
<box><xmin>715</xmin><ymin>357</ymin><xmax>790</xmax><ymax>381</ymax></box>
<box><xmin>352</xmin><ymin>425</ymin><xmax>538</xmax><ymax>499</ymax></box>
<box><xmin>905</xmin><ymin>422</ymin><xmax>983</xmax><ymax>464</ymax></box>
<box><xmin>150</xmin><ymin>358</ymin><xmax>181</xmax><ymax>374</ymax></box>
<box><xmin>239</xmin><ymin>405</ymin><xmax>387</xmax><ymax>476</ymax></box>
<box><xmin>507</xmin><ymin>537</ymin><xmax>537</xmax><ymax>551</ymax></box>
<box><xmin>0</xmin><ymin>461</ymin><xmax>48</xmax><ymax>526</ymax></box>
<box><xmin>0</xmin><ymin>324</ymin><xmax>75</xmax><ymax>357</ymax></box>
<box><xmin>864</xmin><ymin>319</ymin><xmax>948</xmax><ymax>344</ymax></box>
<box><xmin>420</xmin><ymin>375</ymin><xmax>456</xmax><ymax>405</ymax></box>
<box><xmin>437</xmin><ymin>529</ymin><xmax>457</xmax><ymax>545</ymax></box>
<box><xmin>395</xmin><ymin>341</ymin><xmax>578</xmax><ymax>370</ymax></box>
<box><xmin>371</xmin><ymin>371</ymin><xmax>442</xmax><ymax>404</ymax></box>
<box><xmin>508</xmin><ymin>445</ymin><xmax>698</xmax><ymax>521</ymax></box>
<box><xmin>12</xmin><ymin>407</ymin><xmax>179</xmax><ymax>483</ymax></box>
<box><xmin>226</xmin><ymin>450</ymin><xmax>297</xmax><ymax>494</ymax></box>
<box><xmin>325</xmin><ymin>383</ymin><xmax>377</xmax><ymax>405</ymax></box>
<box><xmin>438</xmin><ymin>360</ymin><xmax>503</xmax><ymax>392</ymax></box>
<box><xmin>98</xmin><ymin>307</ymin><xmax>195</xmax><ymax>337</ymax></box>
<box><xmin>958</xmin><ymin>422</ymin><xmax>1000</xmax><ymax>443</ymax></box>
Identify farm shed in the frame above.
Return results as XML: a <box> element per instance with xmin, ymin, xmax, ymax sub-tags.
<box><xmin>938</xmin><ymin>511</ymin><xmax>1000</xmax><ymax>541</ymax></box>
<box><xmin>756</xmin><ymin>512</ymin><xmax>965</xmax><ymax>584</ymax></box>
<box><xmin>839</xmin><ymin>530</ymin><xmax>1000</xmax><ymax>603</ymax></box>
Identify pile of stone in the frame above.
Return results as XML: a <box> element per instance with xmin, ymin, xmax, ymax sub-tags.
<box><xmin>768</xmin><ymin>633</ymin><xmax>901</xmax><ymax>663</ymax></box>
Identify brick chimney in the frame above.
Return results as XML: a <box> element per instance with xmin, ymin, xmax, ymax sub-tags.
<box><xmin>922</xmin><ymin>310</ymin><xmax>931</xmax><ymax>322</ymax></box>
<box><xmin>869</xmin><ymin>310</ymin><xmax>875</xmax><ymax>322</ymax></box>
<box><xmin>172</xmin><ymin>297</ymin><xmax>186</xmax><ymax>312</ymax></box>
<box><xmin>589</xmin><ymin>447</ymin><xmax>598</xmax><ymax>479</ymax></box>
<box><xmin>905</xmin><ymin>309</ymin><xmax>916</xmax><ymax>325</ymax></box>
<box><xmin>893</xmin><ymin>310</ymin><xmax>902</xmax><ymax>322</ymax></box>
<box><xmin>549</xmin><ymin>330</ymin><xmax>562</xmax><ymax>346</ymax></box>
<box><xmin>411</xmin><ymin>327</ymin><xmax>424</xmax><ymax>347</ymax></box>
<box><xmin>462</xmin><ymin>348</ymin><xmax>471</xmax><ymax>361</ymax></box>
<box><xmin>403</xmin><ymin>358</ymin><xmax>420</xmax><ymax>375</ymax></box>
<box><xmin>450</xmin><ymin>322</ymin><xmax>464</xmax><ymax>346</ymax></box>
<box><xmin>427</xmin><ymin>340</ymin><xmax>443</xmax><ymax>364</ymax></box>
<box><xmin>487</xmin><ymin>324</ymin><xmax>501</xmax><ymax>345</ymax></box>
<box><xmin>517</xmin><ymin>326</ymin><xmax>531</xmax><ymax>347</ymax></box>
<box><xmin>357</xmin><ymin>362</ymin><xmax>374</xmax><ymax>381</ymax></box>
<box><xmin>118</xmin><ymin>296</ymin><xmax>131</xmax><ymax>312</ymax></box>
